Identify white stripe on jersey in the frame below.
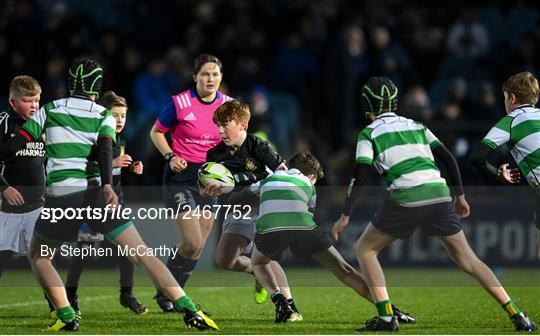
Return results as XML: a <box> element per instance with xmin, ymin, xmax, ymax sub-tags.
<box><xmin>261</xmin><ymin>180</ymin><xmax>311</xmax><ymax>202</ymax></box>
<box><xmin>511</xmin><ymin>107</ymin><xmax>540</xmax><ymax>127</ymax></box>
<box><xmin>356</xmin><ymin>140</ymin><xmax>373</xmax><ymax>159</ymax></box>
<box><xmin>46</xmin><ymin>177</ymin><xmax>100</xmax><ymax>196</ymax></box>
<box><xmin>46</xmin><ymin>126</ymin><xmax>97</xmax><ymax>145</ymax></box>
<box><xmin>175</xmin><ymin>96</ymin><xmax>184</xmax><ymax>108</ymax></box>
<box><xmin>375</xmin><ymin>143</ymin><xmax>434</xmax><ymax>171</ymax></box>
<box><xmin>390</xmin><ymin>169</ymin><xmax>447</xmax><ymax>189</ymax></box>
<box><xmin>183</xmin><ymin>94</ymin><xmax>192</xmax><ymax>107</ymax></box>
<box><xmin>46</xmin><ymin>157</ymin><xmax>94</xmax><ymax>173</ymax></box>
<box><xmin>371</xmin><ymin>118</ymin><xmax>424</xmax><ymax>138</ymax></box>
<box><xmin>483</xmin><ymin>126</ymin><xmax>509</xmax><ymax>146</ymax></box>
<box><xmin>181</xmin><ymin>94</ymin><xmax>189</xmax><ymax>108</ymax></box>
<box><xmin>49</xmin><ymin>105</ymin><xmax>105</xmax><ymax>119</ymax></box>
<box><xmin>259</xmin><ymin>200</ymin><xmax>310</xmax><ymax>216</ymax></box>
<box><xmin>514</xmin><ymin>132</ymin><xmax>540</xmax><ymax>164</ymax></box>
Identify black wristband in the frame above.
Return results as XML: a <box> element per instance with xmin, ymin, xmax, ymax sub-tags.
<box><xmin>164</xmin><ymin>152</ymin><xmax>176</xmax><ymax>162</ymax></box>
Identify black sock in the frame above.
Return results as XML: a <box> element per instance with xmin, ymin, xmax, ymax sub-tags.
<box><xmin>66</xmin><ymin>286</ymin><xmax>78</xmax><ymax>298</ymax></box>
<box><xmin>120</xmin><ymin>287</ymin><xmax>133</xmax><ymax>294</ymax></box>
<box><xmin>118</xmin><ymin>256</ymin><xmax>134</xmax><ymax>289</ymax></box>
<box><xmin>166</xmin><ymin>254</ymin><xmax>198</xmax><ymax>288</ymax></box>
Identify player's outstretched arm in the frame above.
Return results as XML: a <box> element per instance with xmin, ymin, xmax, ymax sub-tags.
<box><xmin>470</xmin><ymin>143</ymin><xmax>520</xmax><ymax>184</ymax></box>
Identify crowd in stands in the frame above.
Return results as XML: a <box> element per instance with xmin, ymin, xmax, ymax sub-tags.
<box><xmin>1</xmin><ymin>0</ymin><xmax>539</xmax><ymax>186</ymax></box>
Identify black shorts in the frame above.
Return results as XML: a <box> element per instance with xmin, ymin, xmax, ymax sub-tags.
<box><xmin>254</xmin><ymin>226</ymin><xmax>333</xmax><ymax>261</ymax></box>
<box><xmin>372</xmin><ymin>200</ymin><xmax>462</xmax><ymax>240</ymax></box>
<box><xmin>162</xmin><ymin>163</ymin><xmax>216</xmax><ymax>212</ymax></box>
<box><xmin>34</xmin><ymin>188</ymin><xmax>132</xmax><ymax>246</ymax></box>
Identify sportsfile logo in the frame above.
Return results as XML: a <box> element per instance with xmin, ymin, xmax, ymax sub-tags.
<box><xmin>40</xmin><ymin>204</ymin><xmax>252</xmax><ymax>223</ymax></box>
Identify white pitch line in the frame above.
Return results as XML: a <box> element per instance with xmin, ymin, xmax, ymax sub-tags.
<box><xmin>0</xmin><ymin>287</ymin><xmax>225</xmax><ymax>308</ymax></box>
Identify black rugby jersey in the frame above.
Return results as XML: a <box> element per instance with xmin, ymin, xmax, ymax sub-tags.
<box><xmin>206</xmin><ymin>134</ymin><xmax>285</xmax><ymax>186</ymax></box>
<box><xmin>0</xmin><ymin>108</ymin><xmax>45</xmax><ymax>213</ymax></box>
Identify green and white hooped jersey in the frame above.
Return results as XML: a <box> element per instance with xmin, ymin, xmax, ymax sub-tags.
<box><xmin>356</xmin><ymin>113</ymin><xmax>451</xmax><ymax>207</ymax></box>
<box><xmin>482</xmin><ymin>105</ymin><xmax>540</xmax><ymax>189</ymax></box>
<box><xmin>22</xmin><ymin>97</ymin><xmax>116</xmax><ymax>196</ymax></box>
<box><xmin>253</xmin><ymin>169</ymin><xmax>317</xmax><ymax>234</ymax></box>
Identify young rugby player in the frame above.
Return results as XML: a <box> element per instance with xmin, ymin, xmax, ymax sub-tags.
<box><xmin>471</xmin><ymin>71</ymin><xmax>540</xmax><ymax>260</ymax></box>
<box><xmin>7</xmin><ymin>59</ymin><xmax>217</xmax><ymax>331</ymax></box>
<box><xmin>332</xmin><ymin>77</ymin><xmax>536</xmax><ymax>332</ymax></box>
<box><xmin>59</xmin><ymin>91</ymin><xmax>147</xmax><ymax>315</ymax></box>
<box><xmin>0</xmin><ymin>76</ymin><xmax>44</xmax><ymax>277</ymax></box>
<box><xmin>204</xmin><ymin>99</ymin><xmax>290</xmax><ymax>309</ymax></box>
<box><xmin>250</xmin><ymin>151</ymin><xmax>415</xmax><ymax>325</ymax></box>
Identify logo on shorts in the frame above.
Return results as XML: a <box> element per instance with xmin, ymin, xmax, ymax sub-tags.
<box><xmin>174</xmin><ymin>192</ymin><xmax>187</xmax><ymax>206</ymax></box>
<box><xmin>245</xmin><ymin>158</ymin><xmax>257</xmax><ymax>172</ymax></box>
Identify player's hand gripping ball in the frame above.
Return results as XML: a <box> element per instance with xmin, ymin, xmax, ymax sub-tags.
<box><xmin>198</xmin><ymin>162</ymin><xmax>235</xmax><ymax>194</ymax></box>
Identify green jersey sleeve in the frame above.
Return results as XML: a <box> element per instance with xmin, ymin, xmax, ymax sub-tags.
<box><xmin>424</xmin><ymin>126</ymin><xmax>442</xmax><ymax>149</ymax></box>
<box><xmin>481</xmin><ymin>115</ymin><xmax>512</xmax><ymax>149</ymax></box>
<box><xmin>98</xmin><ymin>110</ymin><xmax>117</xmax><ymax>142</ymax></box>
<box><xmin>355</xmin><ymin>128</ymin><xmax>374</xmax><ymax>165</ymax></box>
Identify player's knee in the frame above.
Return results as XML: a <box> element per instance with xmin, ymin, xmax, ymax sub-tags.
<box><xmin>214</xmin><ymin>253</ymin><xmax>234</xmax><ymax>270</ymax></box>
<box><xmin>355</xmin><ymin>241</ymin><xmax>374</xmax><ymax>257</ymax></box>
<box><xmin>353</xmin><ymin>240</ymin><xmax>362</xmax><ymax>254</ymax></box>
<box><xmin>180</xmin><ymin>241</ymin><xmax>202</xmax><ymax>258</ymax></box>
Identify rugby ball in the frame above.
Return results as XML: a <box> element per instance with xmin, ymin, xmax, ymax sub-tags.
<box><xmin>198</xmin><ymin>162</ymin><xmax>235</xmax><ymax>193</ymax></box>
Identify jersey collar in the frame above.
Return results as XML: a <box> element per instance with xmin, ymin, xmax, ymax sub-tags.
<box><xmin>375</xmin><ymin>112</ymin><xmax>397</xmax><ymax>119</ymax></box>
<box><xmin>190</xmin><ymin>88</ymin><xmax>220</xmax><ymax>105</ymax></box>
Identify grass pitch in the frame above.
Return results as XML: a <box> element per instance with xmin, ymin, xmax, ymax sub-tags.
<box><xmin>1</xmin><ymin>267</ymin><xmax>539</xmax><ymax>334</ymax></box>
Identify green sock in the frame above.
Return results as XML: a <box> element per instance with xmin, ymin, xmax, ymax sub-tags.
<box><xmin>175</xmin><ymin>295</ymin><xmax>197</xmax><ymax>313</ymax></box>
<box><xmin>502</xmin><ymin>300</ymin><xmax>522</xmax><ymax>317</ymax></box>
<box><xmin>375</xmin><ymin>300</ymin><xmax>393</xmax><ymax>317</ymax></box>
<box><xmin>56</xmin><ymin>305</ymin><xmax>76</xmax><ymax>323</ymax></box>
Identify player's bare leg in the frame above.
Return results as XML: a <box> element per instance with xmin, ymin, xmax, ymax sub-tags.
<box><xmin>27</xmin><ymin>237</ymin><xmax>68</xmax><ymax>308</ymax></box>
<box><xmin>111</xmin><ymin>225</ymin><xmax>218</xmax><ymax>330</ymax></box>
<box><xmin>28</xmin><ymin>237</ymin><xmax>80</xmax><ymax>331</ymax></box>
<box><xmin>438</xmin><ymin>231</ymin><xmax>510</xmax><ymax>302</ymax></box>
<box><xmin>252</xmin><ymin>246</ymin><xmax>293</xmax><ymax>322</ymax></box>
<box><xmin>155</xmin><ymin>212</ymin><xmax>214</xmax><ymax>311</ymax></box>
<box><xmin>438</xmin><ymin>230</ymin><xmax>536</xmax><ymax>331</ymax></box>
<box><xmin>270</xmin><ymin>261</ymin><xmax>291</xmax><ymax>298</ymax></box>
<box><xmin>214</xmin><ymin>233</ymin><xmax>252</xmax><ymax>272</ymax></box>
<box><xmin>251</xmin><ymin>246</ymin><xmax>279</xmax><ymax>292</ymax></box>
<box><xmin>311</xmin><ymin>246</ymin><xmax>371</xmax><ymax>300</ymax></box>
<box><xmin>354</xmin><ymin>223</ymin><xmax>395</xmax><ymax>303</ymax></box>
<box><xmin>111</xmin><ymin>225</ymin><xmax>185</xmax><ymax>299</ymax></box>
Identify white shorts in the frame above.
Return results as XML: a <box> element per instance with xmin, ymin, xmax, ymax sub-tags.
<box><xmin>0</xmin><ymin>208</ymin><xmax>41</xmax><ymax>254</ymax></box>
